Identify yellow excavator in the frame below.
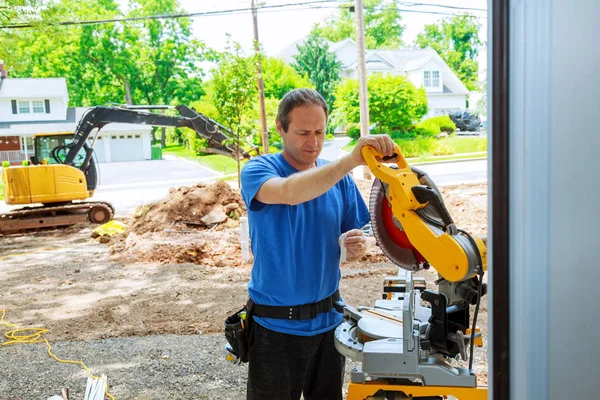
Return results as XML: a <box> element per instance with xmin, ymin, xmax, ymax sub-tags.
<box><xmin>0</xmin><ymin>105</ymin><xmax>257</xmax><ymax>234</ymax></box>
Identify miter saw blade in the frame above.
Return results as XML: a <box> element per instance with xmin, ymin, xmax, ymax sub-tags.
<box><xmin>369</xmin><ymin>166</ymin><xmax>443</xmax><ymax>271</ymax></box>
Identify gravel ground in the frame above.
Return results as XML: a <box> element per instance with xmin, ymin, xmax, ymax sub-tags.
<box><xmin>0</xmin><ymin>333</ymin><xmax>365</xmax><ymax>400</ymax></box>
<box><xmin>0</xmin><ymin>334</ymin><xmax>248</xmax><ymax>400</ymax></box>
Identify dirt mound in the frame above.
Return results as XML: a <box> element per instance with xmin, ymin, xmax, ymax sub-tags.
<box><xmin>128</xmin><ymin>181</ymin><xmax>246</xmax><ymax>235</ymax></box>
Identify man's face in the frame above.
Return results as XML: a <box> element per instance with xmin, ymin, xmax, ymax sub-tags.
<box><xmin>277</xmin><ymin>104</ymin><xmax>326</xmax><ymax>171</ymax></box>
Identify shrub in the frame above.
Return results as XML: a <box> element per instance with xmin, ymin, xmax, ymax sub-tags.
<box><xmin>395</xmin><ymin>137</ymin><xmax>455</xmax><ymax>158</ymax></box>
<box><xmin>415</xmin><ymin>115</ymin><xmax>457</xmax><ymax>137</ymax></box>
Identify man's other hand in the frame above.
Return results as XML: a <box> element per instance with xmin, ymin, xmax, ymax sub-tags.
<box><xmin>341</xmin><ymin>229</ymin><xmax>368</xmax><ymax>262</ymax></box>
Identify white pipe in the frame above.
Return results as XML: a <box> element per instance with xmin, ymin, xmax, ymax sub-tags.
<box><xmin>239</xmin><ymin>217</ymin><xmax>250</xmax><ymax>263</ymax></box>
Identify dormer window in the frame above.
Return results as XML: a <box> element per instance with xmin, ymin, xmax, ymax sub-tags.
<box><xmin>424</xmin><ymin>70</ymin><xmax>440</xmax><ymax>88</ymax></box>
<box><xmin>12</xmin><ymin>99</ymin><xmax>50</xmax><ymax>114</ymax></box>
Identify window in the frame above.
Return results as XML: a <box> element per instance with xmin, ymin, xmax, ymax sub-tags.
<box><xmin>32</xmin><ymin>100</ymin><xmax>45</xmax><ymax>113</ymax></box>
<box><xmin>135</xmin><ymin>135</ymin><xmax>140</xmax><ymax>139</ymax></box>
<box><xmin>18</xmin><ymin>101</ymin><xmax>30</xmax><ymax>114</ymax></box>
<box><xmin>424</xmin><ymin>70</ymin><xmax>441</xmax><ymax>88</ymax></box>
<box><xmin>432</xmin><ymin>71</ymin><xmax>440</xmax><ymax>87</ymax></box>
<box><xmin>13</xmin><ymin>100</ymin><xmax>49</xmax><ymax>114</ymax></box>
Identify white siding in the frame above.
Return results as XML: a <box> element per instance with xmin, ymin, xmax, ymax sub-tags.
<box><xmin>0</xmin><ymin>97</ymin><xmax>68</xmax><ymax>123</ymax></box>
<box><xmin>334</xmin><ymin>41</ymin><xmax>357</xmax><ymax>67</ymax></box>
<box><xmin>426</xmin><ymin>94</ymin><xmax>466</xmax><ymax>118</ymax></box>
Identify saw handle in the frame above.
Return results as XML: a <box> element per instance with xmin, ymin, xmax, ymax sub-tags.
<box><xmin>361</xmin><ymin>144</ymin><xmax>411</xmax><ymax>173</ymax></box>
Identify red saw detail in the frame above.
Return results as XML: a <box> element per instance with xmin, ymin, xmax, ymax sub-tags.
<box><xmin>381</xmin><ymin>196</ymin><xmax>426</xmax><ymax>263</ymax></box>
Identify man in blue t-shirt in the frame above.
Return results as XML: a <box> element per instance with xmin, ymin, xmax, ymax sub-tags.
<box><xmin>240</xmin><ymin>88</ymin><xmax>396</xmax><ymax>400</ymax></box>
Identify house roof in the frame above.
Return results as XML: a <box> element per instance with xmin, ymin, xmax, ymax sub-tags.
<box><xmin>0</xmin><ymin>78</ymin><xmax>69</xmax><ymax>99</ymax></box>
<box><xmin>278</xmin><ymin>38</ymin><xmax>469</xmax><ymax>95</ymax></box>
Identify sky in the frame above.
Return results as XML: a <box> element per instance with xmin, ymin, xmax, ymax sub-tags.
<box><xmin>176</xmin><ymin>0</ymin><xmax>488</xmax><ymax>60</ymax></box>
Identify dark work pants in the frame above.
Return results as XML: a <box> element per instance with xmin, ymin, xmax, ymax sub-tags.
<box><xmin>246</xmin><ymin>321</ymin><xmax>345</xmax><ymax>400</ymax></box>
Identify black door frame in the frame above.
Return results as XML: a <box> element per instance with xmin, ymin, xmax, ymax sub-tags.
<box><xmin>491</xmin><ymin>0</ymin><xmax>510</xmax><ymax>398</ymax></box>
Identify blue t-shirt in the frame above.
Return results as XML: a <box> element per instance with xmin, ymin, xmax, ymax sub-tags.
<box><xmin>240</xmin><ymin>153</ymin><xmax>370</xmax><ymax>336</ymax></box>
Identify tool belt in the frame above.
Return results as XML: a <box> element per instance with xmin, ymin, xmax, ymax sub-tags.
<box><xmin>247</xmin><ymin>290</ymin><xmax>342</xmax><ymax>320</ymax></box>
<box><xmin>224</xmin><ymin>303</ymin><xmax>253</xmax><ymax>364</ymax></box>
<box><xmin>224</xmin><ymin>290</ymin><xmax>343</xmax><ymax>364</ymax></box>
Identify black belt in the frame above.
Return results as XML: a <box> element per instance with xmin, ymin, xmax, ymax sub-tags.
<box><xmin>248</xmin><ymin>290</ymin><xmax>342</xmax><ymax>320</ymax></box>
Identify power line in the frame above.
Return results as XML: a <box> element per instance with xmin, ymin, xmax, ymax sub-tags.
<box><xmin>0</xmin><ymin>0</ymin><xmax>335</xmax><ymax>29</ymax></box>
<box><xmin>0</xmin><ymin>0</ymin><xmax>485</xmax><ymax>30</ymax></box>
<box><xmin>399</xmin><ymin>2</ymin><xmax>486</xmax><ymax>12</ymax></box>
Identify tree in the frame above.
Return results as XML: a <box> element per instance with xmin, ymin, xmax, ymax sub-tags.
<box><xmin>311</xmin><ymin>0</ymin><xmax>404</xmax><ymax>49</ymax></box>
<box><xmin>335</xmin><ymin>74</ymin><xmax>428</xmax><ymax>135</ymax></box>
<box><xmin>212</xmin><ymin>40</ymin><xmax>257</xmax><ymax>187</ymax></box>
<box><xmin>0</xmin><ymin>0</ymin><xmax>209</xmax><ymax>112</ymax></box>
<box><xmin>291</xmin><ymin>34</ymin><xmax>341</xmax><ymax>114</ymax></box>
<box><xmin>262</xmin><ymin>57</ymin><xmax>313</xmax><ymax>100</ymax></box>
<box><xmin>415</xmin><ymin>14</ymin><xmax>482</xmax><ymax>91</ymax></box>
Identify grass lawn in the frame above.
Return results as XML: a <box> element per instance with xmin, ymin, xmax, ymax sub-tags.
<box><xmin>162</xmin><ymin>144</ymin><xmax>245</xmax><ymax>175</ymax></box>
<box><xmin>443</xmin><ymin>135</ymin><xmax>488</xmax><ymax>153</ymax></box>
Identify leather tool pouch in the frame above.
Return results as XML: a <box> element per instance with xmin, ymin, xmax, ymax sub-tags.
<box><xmin>224</xmin><ymin>304</ymin><xmax>252</xmax><ymax>363</ymax></box>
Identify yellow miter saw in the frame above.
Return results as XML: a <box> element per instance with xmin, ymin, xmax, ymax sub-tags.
<box><xmin>335</xmin><ymin>145</ymin><xmax>488</xmax><ymax>399</ymax></box>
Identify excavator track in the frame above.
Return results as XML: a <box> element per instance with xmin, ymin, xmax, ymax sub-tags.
<box><xmin>0</xmin><ymin>201</ymin><xmax>114</xmax><ymax>235</ymax></box>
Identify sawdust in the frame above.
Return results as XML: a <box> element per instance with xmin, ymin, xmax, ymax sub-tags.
<box><xmin>126</xmin><ymin>181</ymin><xmax>246</xmax><ymax>235</ymax></box>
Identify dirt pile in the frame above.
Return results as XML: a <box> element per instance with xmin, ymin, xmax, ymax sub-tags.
<box><xmin>127</xmin><ymin>181</ymin><xmax>246</xmax><ymax>235</ymax></box>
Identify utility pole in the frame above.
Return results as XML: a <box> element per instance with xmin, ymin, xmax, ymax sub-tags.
<box><xmin>251</xmin><ymin>0</ymin><xmax>269</xmax><ymax>154</ymax></box>
<box><xmin>354</xmin><ymin>0</ymin><xmax>371</xmax><ymax>179</ymax></box>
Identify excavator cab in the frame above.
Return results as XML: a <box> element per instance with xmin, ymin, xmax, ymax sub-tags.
<box><xmin>31</xmin><ymin>132</ymin><xmax>99</xmax><ymax>191</ymax></box>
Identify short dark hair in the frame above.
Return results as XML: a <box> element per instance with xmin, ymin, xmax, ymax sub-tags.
<box><xmin>276</xmin><ymin>88</ymin><xmax>328</xmax><ymax>132</ymax></box>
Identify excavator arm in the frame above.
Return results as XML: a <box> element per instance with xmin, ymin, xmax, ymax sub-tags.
<box><xmin>61</xmin><ymin>105</ymin><xmax>258</xmax><ymax>170</ymax></box>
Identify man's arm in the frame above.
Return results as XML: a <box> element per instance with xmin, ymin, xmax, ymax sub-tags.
<box><xmin>256</xmin><ymin>134</ymin><xmax>395</xmax><ymax>206</ymax></box>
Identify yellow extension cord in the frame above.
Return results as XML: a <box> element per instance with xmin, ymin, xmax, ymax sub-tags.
<box><xmin>0</xmin><ymin>309</ymin><xmax>115</xmax><ymax>400</ymax></box>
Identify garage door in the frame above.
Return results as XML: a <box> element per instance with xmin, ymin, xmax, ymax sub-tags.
<box><xmin>88</xmin><ymin>136</ymin><xmax>106</xmax><ymax>163</ymax></box>
<box><xmin>110</xmin><ymin>134</ymin><xmax>144</xmax><ymax>162</ymax></box>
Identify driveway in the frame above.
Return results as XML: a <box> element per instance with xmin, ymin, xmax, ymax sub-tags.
<box><xmin>94</xmin><ymin>159</ymin><xmax>221</xmax><ymax>217</ymax></box>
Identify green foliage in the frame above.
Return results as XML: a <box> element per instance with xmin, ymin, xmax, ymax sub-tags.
<box><xmin>292</xmin><ymin>34</ymin><xmax>341</xmax><ymax>112</ymax></box>
<box><xmin>335</xmin><ymin>74</ymin><xmax>428</xmax><ymax>135</ymax></box>
<box><xmin>262</xmin><ymin>57</ymin><xmax>313</xmax><ymax>99</ymax></box>
<box><xmin>312</xmin><ymin>0</ymin><xmax>404</xmax><ymax>49</ymax></box>
<box><xmin>212</xmin><ymin>39</ymin><xmax>257</xmax><ymax>185</ymax></box>
<box><xmin>396</xmin><ymin>137</ymin><xmax>454</xmax><ymax>158</ymax></box>
<box><xmin>247</xmin><ymin>97</ymin><xmax>281</xmax><ymax>152</ymax></box>
<box><xmin>1</xmin><ymin>0</ymin><xmax>209</xmax><ymax>107</ymax></box>
<box><xmin>414</xmin><ymin>115</ymin><xmax>456</xmax><ymax>136</ymax></box>
<box><xmin>415</xmin><ymin>14</ymin><xmax>482</xmax><ymax>91</ymax></box>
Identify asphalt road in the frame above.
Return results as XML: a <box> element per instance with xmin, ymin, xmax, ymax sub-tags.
<box><xmin>0</xmin><ymin>146</ymin><xmax>487</xmax><ymax>217</ymax></box>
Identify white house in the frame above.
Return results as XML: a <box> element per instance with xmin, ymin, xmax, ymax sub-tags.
<box><xmin>0</xmin><ymin>63</ymin><xmax>153</xmax><ymax>164</ymax></box>
<box><xmin>279</xmin><ymin>38</ymin><xmax>469</xmax><ymax>118</ymax></box>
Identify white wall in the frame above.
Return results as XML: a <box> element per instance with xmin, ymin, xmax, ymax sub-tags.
<box><xmin>505</xmin><ymin>0</ymin><xmax>600</xmax><ymax>399</ymax></box>
<box><xmin>548</xmin><ymin>0</ymin><xmax>600</xmax><ymax>398</ymax></box>
<box><xmin>406</xmin><ymin>70</ymin><xmax>422</xmax><ymax>88</ymax></box>
<box><xmin>426</xmin><ymin>94</ymin><xmax>466</xmax><ymax>117</ymax></box>
<box><xmin>142</xmin><ymin>131</ymin><xmax>152</xmax><ymax>160</ymax></box>
<box><xmin>334</xmin><ymin>41</ymin><xmax>357</xmax><ymax>67</ymax></box>
<box><xmin>0</xmin><ymin>97</ymin><xmax>68</xmax><ymax>123</ymax></box>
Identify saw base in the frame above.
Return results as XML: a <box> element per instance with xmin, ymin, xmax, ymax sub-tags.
<box><xmin>347</xmin><ymin>381</ymin><xmax>488</xmax><ymax>400</ymax></box>
<box><xmin>335</xmin><ymin>270</ymin><xmax>487</xmax><ymax>399</ymax></box>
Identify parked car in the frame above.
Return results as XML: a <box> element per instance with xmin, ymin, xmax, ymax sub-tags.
<box><xmin>449</xmin><ymin>111</ymin><xmax>481</xmax><ymax>132</ymax></box>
